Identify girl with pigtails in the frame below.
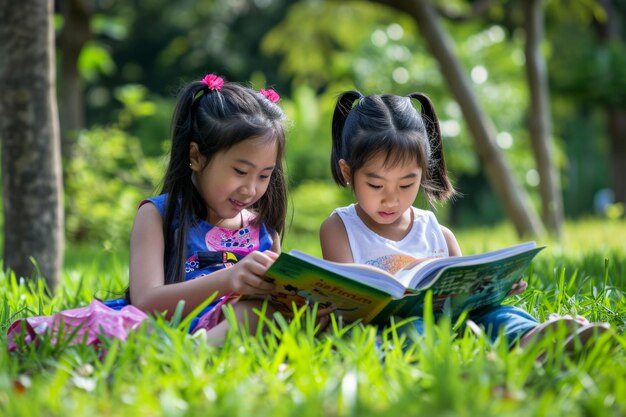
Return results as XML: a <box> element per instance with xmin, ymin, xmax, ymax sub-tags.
<box><xmin>320</xmin><ymin>90</ymin><xmax>609</xmax><ymax>352</ymax></box>
<box><xmin>8</xmin><ymin>74</ymin><xmax>332</xmax><ymax>350</ymax></box>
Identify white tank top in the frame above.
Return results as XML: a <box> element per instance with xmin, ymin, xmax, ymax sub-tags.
<box><xmin>333</xmin><ymin>204</ymin><xmax>449</xmax><ymax>274</ymax></box>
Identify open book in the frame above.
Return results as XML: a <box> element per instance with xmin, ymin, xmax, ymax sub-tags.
<box><xmin>263</xmin><ymin>242</ymin><xmax>544</xmax><ymax>324</ymax></box>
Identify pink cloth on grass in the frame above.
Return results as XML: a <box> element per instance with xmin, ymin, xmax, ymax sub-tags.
<box><xmin>6</xmin><ymin>300</ymin><xmax>148</xmax><ymax>351</ymax></box>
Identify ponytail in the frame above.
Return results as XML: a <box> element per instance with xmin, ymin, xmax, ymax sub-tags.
<box><xmin>160</xmin><ymin>82</ymin><xmax>209</xmax><ymax>285</ymax></box>
<box><xmin>331</xmin><ymin>90</ymin><xmax>362</xmax><ymax>186</ymax></box>
<box><xmin>408</xmin><ymin>92</ymin><xmax>456</xmax><ymax>202</ymax></box>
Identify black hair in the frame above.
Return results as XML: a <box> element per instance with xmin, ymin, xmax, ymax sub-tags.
<box><xmin>330</xmin><ymin>90</ymin><xmax>456</xmax><ymax>205</ymax></box>
<box><xmin>160</xmin><ymin>78</ymin><xmax>287</xmax><ymax>285</ymax></box>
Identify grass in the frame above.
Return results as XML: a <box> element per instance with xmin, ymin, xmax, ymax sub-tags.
<box><xmin>1</xmin><ymin>217</ymin><xmax>625</xmax><ymax>417</ymax></box>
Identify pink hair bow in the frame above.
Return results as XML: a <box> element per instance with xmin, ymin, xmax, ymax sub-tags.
<box><xmin>260</xmin><ymin>88</ymin><xmax>280</xmax><ymax>103</ymax></box>
<box><xmin>201</xmin><ymin>73</ymin><xmax>224</xmax><ymax>90</ymax></box>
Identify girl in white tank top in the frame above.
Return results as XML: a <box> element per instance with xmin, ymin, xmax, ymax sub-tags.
<box><xmin>319</xmin><ymin>90</ymin><xmax>565</xmax><ymax>348</ymax></box>
<box><xmin>320</xmin><ymin>90</ymin><xmax>459</xmax><ymax>268</ymax></box>
<box><xmin>333</xmin><ymin>204</ymin><xmax>448</xmax><ymax>274</ymax></box>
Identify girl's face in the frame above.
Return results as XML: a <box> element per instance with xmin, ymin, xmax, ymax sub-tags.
<box><xmin>341</xmin><ymin>153</ymin><xmax>422</xmax><ymax>236</ymax></box>
<box><xmin>191</xmin><ymin>137</ymin><xmax>278</xmax><ymax>227</ymax></box>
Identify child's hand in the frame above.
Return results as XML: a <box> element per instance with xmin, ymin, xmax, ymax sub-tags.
<box><xmin>282</xmin><ymin>305</ymin><xmax>337</xmax><ymax>334</ymax></box>
<box><xmin>228</xmin><ymin>250</ymin><xmax>278</xmax><ymax>295</ymax></box>
<box><xmin>311</xmin><ymin>305</ymin><xmax>337</xmax><ymax>334</ymax></box>
<box><xmin>508</xmin><ymin>280</ymin><xmax>528</xmax><ymax>295</ymax></box>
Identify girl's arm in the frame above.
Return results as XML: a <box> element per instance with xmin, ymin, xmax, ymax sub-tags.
<box><xmin>270</xmin><ymin>231</ymin><xmax>282</xmax><ymax>253</ymax></box>
<box><xmin>129</xmin><ymin>203</ymin><xmax>276</xmax><ymax>317</ymax></box>
<box><xmin>319</xmin><ymin>213</ymin><xmax>354</xmax><ymax>263</ymax></box>
<box><xmin>440</xmin><ymin>225</ymin><xmax>462</xmax><ymax>256</ymax></box>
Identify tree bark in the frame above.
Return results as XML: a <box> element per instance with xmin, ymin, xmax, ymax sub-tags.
<box><xmin>371</xmin><ymin>0</ymin><xmax>544</xmax><ymax>237</ymax></box>
<box><xmin>522</xmin><ymin>0</ymin><xmax>563</xmax><ymax>235</ymax></box>
<box><xmin>0</xmin><ymin>0</ymin><xmax>64</xmax><ymax>289</ymax></box>
<box><xmin>58</xmin><ymin>0</ymin><xmax>91</xmax><ymax>161</ymax></box>
<box><xmin>608</xmin><ymin>109</ymin><xmax>626</xmax><ymax>205</ymax></box>
<box><xmin>596</xmin><ymin>0</ymin><xmax>626</xmax><ymax>207</ymax></box>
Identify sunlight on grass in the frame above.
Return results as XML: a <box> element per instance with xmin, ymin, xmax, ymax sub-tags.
<box><xmin>454</xmin><ymin>217</ymin><xmax>626</xmax><ymax>255</ymax></box>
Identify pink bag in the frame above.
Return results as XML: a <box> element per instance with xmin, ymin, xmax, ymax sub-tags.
<box><xmin>7</xmin><ymin>299</ymin><xmax>148</xmax><ymax>351</ymax></box>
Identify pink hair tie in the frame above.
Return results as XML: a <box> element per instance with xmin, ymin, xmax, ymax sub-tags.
<box><xmin>201</xmin><ymin>73</ymin><xmax>224</xmax><ymax>90</ymax></box>
<box><xmin>260</xmin><ymin>88</ymin><xmax>280</xmax><ymax>103</ymax></box>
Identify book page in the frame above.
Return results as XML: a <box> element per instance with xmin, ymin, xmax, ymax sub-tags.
<box><xmin>372</xmin><ymin>245</ymin><xmax>544</xmax><ymax>323</ymax></box>
<box><xmin>395</xmin><ymin>242</ymin><xmax>540</xmax><ymax>289</ymax></box>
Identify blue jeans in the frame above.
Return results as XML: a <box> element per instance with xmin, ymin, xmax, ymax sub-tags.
<box><xmin>397</xmin><ymin>305</ymin><xmax>539</xmax><ymax>347</ymax></box>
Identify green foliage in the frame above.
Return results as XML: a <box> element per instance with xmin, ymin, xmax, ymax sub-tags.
<box><xmin>542</xmin><ymin>3</ymin><xmax>626</xmax><ymax>217</ymax></box>
<box><xmin>78</xmin><ymin>41</ymin><xmax>116</xmax><ymax>82</ymax></box>
<box><xmin>284</xmin><ymin>181</ymin><xmax>352</xmax><ymax>255</ymax></box>
<box><xmin>82</xmin><ymin>0</ymin><xmax>295</xmax><ymax>126</ymax></box>
<box><xmin>548</xmin><ymin>4</ymin><xmax>626</xmax><ymax>107</ymax></box>
<box><xmin>64</xmin><ymin>87</ymin><xmax>164</xmax><ymax>247</ymax></box>
<box><xmin>282</xmin><ymin>84</ymin><xmax>336</xmax><ymax>187</ymax></box>
<box><xmin>1</xmin><ymin>220</ymin><xmax>626</xmax><ymax>416</ymax></box>
<box><xmin>263</xmin><ymin>2</ymin><xmax>401</xmax><ymax>88</ymax></box>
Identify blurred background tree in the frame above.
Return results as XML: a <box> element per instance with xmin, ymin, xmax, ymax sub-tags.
<box><xmin>2</xmin><ymin>0</ymin><xmax>625</xmax><ymax>281</ymax></box>
<box><xmin>1</xmin><ymin>0</ymin><xmax>64</xmax><ymax>290</ymax></box>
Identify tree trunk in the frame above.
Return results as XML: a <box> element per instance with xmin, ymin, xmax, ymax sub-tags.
<box><xmin>608</xmin><ymin>109</ymin><xmax>626</xmax><ymax>205</ymax></box>
<box><xmin>59</xmin><ymin>0</ymin><xmax>91</xmax><ymax>161</ymax></box>
<box><xmin>522</xmin><ymin>0</ymin><xmax>563</xmax><ymax>235</ymax></box>
<box><xmin>0</xmin><ymin>0</ymin><xmax>64</xmax><ymax>290</ymax></box>
<box><xmin>596</xmin><ymin>0</ymin><xmax>626</xmax><ymax>208</ymax></box>
<box><xmin>372</xmin><ymin>0</ymin><xmax>544</xmax><ymax>237</ymax></box>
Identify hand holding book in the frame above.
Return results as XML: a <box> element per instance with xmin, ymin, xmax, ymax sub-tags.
<box><xmin>508</xmin><ymin>280</ymin><xmax>528</xmax><ymax>296</ymax></box>
<box><xmin>263</xmin><ymin>242</ymin><xmax>544</xmax><ymax>324</ymax></box>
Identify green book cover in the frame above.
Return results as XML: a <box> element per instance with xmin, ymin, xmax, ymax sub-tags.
<box><xmin>370</xmin><ymin>246</ymin><xmax>544</xmax><ymax>324</ymax></box>
<box><xmin>264</xmin><ymin>242</ymin><xmax>544</xmax><ymax>324</ymax></box>
<box><xmin>264</xmin><ymin>253</ymin><xmax>394</xmax><ymax>323</ymax></box>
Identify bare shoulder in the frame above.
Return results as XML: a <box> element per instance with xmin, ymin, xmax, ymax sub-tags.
<box><xmin>319</xmin><ymin>213</ymin><xmax>346</xmax><ymax>244</ymax></box>
<box><xmin>440</xmin><ymin>224</ymin><xmax>462</xmax><ymax>256</ymax></box>
<box><xmin>132</xmin><ymin>202</ymin><xmax>163</xmax><ymax>236</ymax></box>
<box><xmin>129</xmin><ymin>201</ymin><xmax>166</xmax><ymax>303</ymax></box>
<box><xmin>130</xmin><ymin>202</ymin><xmax>165</xmax><ymax>259</ymax></box>
<box><xmin>319</xmin><ymin>213</ymin><xmax>353</xmax><ymax>263</ymax></box>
